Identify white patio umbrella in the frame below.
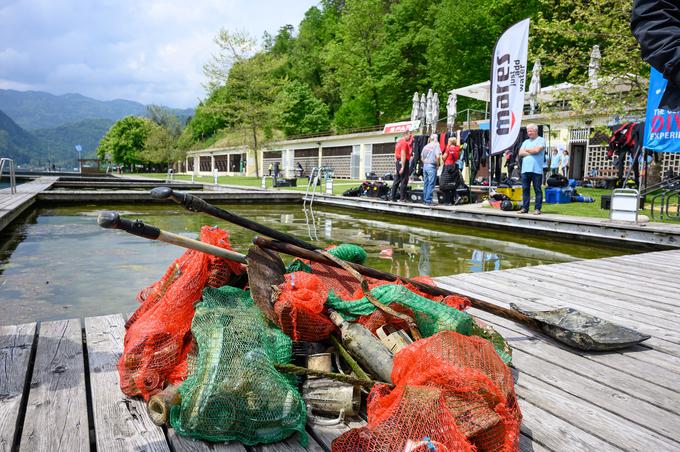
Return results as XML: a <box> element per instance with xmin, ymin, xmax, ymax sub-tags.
<box><xmin>432</xmin><ymin>92</ymin><xmax>440</xmax><ymax>133</ymax></box>
<box><xmin>419</xmin><ymin>93</ymin><xmax>427</xmax><ymax>129</ymax></box>
<box><xmin>425</xmin><ymin>89</ymin><xmax>433</xmax><ymax>132</ymax></box>
<box><xmin>411</xmin><ymin>92</ymin><xmax>420</xmax><ymax>122</ymax></box>
<box><xmin>529</xmin><ymin>59</ymin><xmax>542</xmax><ymax>115</ymax></box>
<box><xmin>446</xmin><ymin>93</ymin><xmax>457</xmax><ymax>131</ymax></box>
<box><xmin>589</xmin><ymin>45</ymin><xmax>601</xmax><ymax>88</ymax></box>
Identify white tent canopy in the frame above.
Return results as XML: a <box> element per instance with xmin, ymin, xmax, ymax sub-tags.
<box><xmin>449</xmin><ymin>81</ymin><xmax>491</xmax><ymax>102</ymax></box>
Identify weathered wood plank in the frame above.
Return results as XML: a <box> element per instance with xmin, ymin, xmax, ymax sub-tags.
<box><xmin>85</xmin><ymin>314</ymin><xmax>169</xmax><ymax>452</ymax></box>
<box><xmin>250</xmin><ymin>432</ymin><xmax>323</xmax><ymax>452</ymax></box>
<box><xmin>0</xmin><ymin>322</ymin><xmax>35</xmax><ymax>452</ymax></box>
<box><xmin>489</xmin><ymin>268</ymin><xmax>680</xmax><ymax>326</ymax></box>
<box><xmin>19</xmin><ymin>319</ymin><xmax>88</xmax><ymax>451</ymax></box>
<box><xmin>519</xmin><ymin>432</ymin><xmax>552</xmax><ymax>452</ymax></box>
<box><xmin>516</xmin><ymin>373</ymin><xmax>680</xmax><ymax>451</ymax></box>
<box><xmin>510</xmin><ymin>266</ymin><xmax>680</xmax><ymax>315</ymax></box>
<box><xmin>581</xmin><ymin>258</ymin><xmax>680</xmax><ymax>285</ymax></box>
<box><xmin>517</xmin><ymin>399</ymin><xmax>620</xmax><ymax>451</ymax></box>
<box><xmin>167</xmin><ymin>429</ymin><xmax>247</xmax><ymax>451</ymax></box>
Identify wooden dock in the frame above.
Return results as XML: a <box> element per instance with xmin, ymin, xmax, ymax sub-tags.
<box><xmin>1</xmin><ymin>252</ymin><xmax>679</xmax><ymax>451</ymax></box>
<box><xmin>0</xmin><ymin>177</ymin><xmax>58</xmax><ymax>232</ymax></box>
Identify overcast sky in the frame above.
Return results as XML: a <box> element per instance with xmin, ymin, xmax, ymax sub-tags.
<box><xmin>0</xmin><ymin>0</ymin><xmax>317</xmax><ymax>108</ymax></box>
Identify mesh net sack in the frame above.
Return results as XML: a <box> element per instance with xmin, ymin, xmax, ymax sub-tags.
<box><xmin>274</xmin><ymin>272</ymin><xmax>337</xmax><ymax>341</ymax></box>
<box><xmin>285</xmin><ymin>258</ymin><xmax>312</xmax><ymax>274</ymax></box>
<box><xmin>119</xmin><ymin>226</ymin><xmax>245</xmax><ymax>400</ymax></box>
<box><xmin>326</xmin><ymin>243</ymin><xmax>367</xmax><ymax>264</ymax></box>
<box><xmin>332</xmin><ymin>331</ymin><xmax>521</xmax><ymax>452</ymax></box>
<box><xmin>327</xmin><ymin>284</ymin><xmax>474</xmax><ymax>338</ymax></box>
<box><xmin>170</xmin><ymin>285</ymin><xmax>307</xmax><ymax>446</ymax></box>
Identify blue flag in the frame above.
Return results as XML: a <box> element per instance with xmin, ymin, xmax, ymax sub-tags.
<box><xmin>643</xmin><ymin>68</ymin><xmax>680</xmax><ymax>152</ymax></box>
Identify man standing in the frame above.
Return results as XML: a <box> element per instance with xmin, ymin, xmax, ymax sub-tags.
<box><xmin>390</xmin><ymin>131</ymin><xmax>414</xmax><ymax>202</ymax></box>
<box><xmin>518</xmin><ymin>124</ymin><xmax>546</xmax><ymax>214</ymax></box>
<box><xmin>421</xmin><ymin>134</ymin><xmax>441</xmax><ymax>206</ymax></box>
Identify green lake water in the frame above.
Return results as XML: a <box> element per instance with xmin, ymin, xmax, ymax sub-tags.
<box><xmin>0</xmin><ymin>203</ymin><xmax>632</xmax><ymax>325</ymax></box>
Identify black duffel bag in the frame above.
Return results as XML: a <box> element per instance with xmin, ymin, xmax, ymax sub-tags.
<box><xmin>546</xmin><ymin>173</ymin><xmax>569</xmax><ymax>187</ymax></box>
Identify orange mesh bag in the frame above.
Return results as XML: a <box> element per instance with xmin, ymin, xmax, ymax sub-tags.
<box><xmin>356</xmin><ymin>303</ymin><xmax>415</xmax><ymax>335</ymax></box>
<box><xmin>274</xmin><ymin>271</ymin><xmax>337</xmax><ymax>341</ymax></box>
<box><xmin>332</xmin><ymin>331</ymin><xmax>521</xmax><ymax>452</ymax></box>
<box><xmin>119</xmin><ymin>226</ymin><xmax>245</xmax><ymax>399</ymax></box>
<box><xmin>405</xmin><ymin>276</ymin><xmax>472</xmax><ymax>311</ymax></box>
<box><xmin>309</xmin><ymin>261</ymin><xmax>390</xmax><ymax>300</ymax></box>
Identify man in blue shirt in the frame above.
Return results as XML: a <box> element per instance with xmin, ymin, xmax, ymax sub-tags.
<box><xmin>518</xmin><ymin>124</ymin><xmax>546</xmax><ymax>214</ymax></box>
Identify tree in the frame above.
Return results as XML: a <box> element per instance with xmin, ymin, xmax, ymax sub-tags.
<box><xmin>325</xmin><ymin>0</ymin><xmax>387</xmax><ymax>129</ymax></box>
<box><xmin>276</xmin><ymin>80</ymin><xmax>331</xmax><ymax>136</ymax></box>
<box><xmin>531</xmin><ymin>0</ymin><xmax>648</xmax><ymax>117</ymax></box>
<box><xmin>202</xmin><ymin>29</ymin><xmax>284</xmax><ymax>176</ymax></box>
<box><xmin>97</xmin><ymin>116</ymin><xmax>150</xmax><ymax>167</ymax></box>
<box><xmin>142</xmin><ymin>122</ymin><xmax>181</xmax><ymax>168</ymax></box>
<box><xmin>147</xmin><ymin>104</ymin><xmax>182</xmax><ymax>138</ymax></box>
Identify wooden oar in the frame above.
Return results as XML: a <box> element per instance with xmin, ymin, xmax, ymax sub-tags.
<box><xmin>152</xmin><ymin>188</ymin><xmax>652</xmax><ymax>352</ymax></box>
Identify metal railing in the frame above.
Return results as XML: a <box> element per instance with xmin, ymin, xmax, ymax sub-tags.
<box><xmin>304</xmin><ymin>167</ymin><xmax>321</xmax><ymax>208</ymax></box>
<box><xmin>165</xmin><ymin>169</ymin><xmax>175</xmax><ymax>183</ymax></box>
<box><xmin>0</xmin><ymin>158</ymin><xmax>17</xmax><ymax>194</ymax></box>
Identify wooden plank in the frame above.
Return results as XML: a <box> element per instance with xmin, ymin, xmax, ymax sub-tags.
<box><xmin>516</xmin><ymin>373</ymin><xmax>679</xmax><ymax>451</ymax></box>
<box><xmin>438</xmin><ymin>275</ymin><xmax>680</xmax><ymax>355</ymax></box>
<box><xmin>19</xmin><ymin>319</ymin><xmax>88</xmax><ymax>451</ymax></box>
<box><xmin>585</xmin><ymin>257</ymin><xmax>680</xmax><ymax>283</ymax></box>
<box><xmin>517</xmin><ymin>399</ymin><xmax>620</xmax><ymax>452</ymax></box>
<box><xmin>250</xmin><ymin>432</ymin><xmax>323</xmax><ymax>451</ymax></box>
<box><xmin>167</xmin><ymin>429</ymin><xmax>246</xmax><ymax>451</ymax></box>
<box><xmin>85</xmin><ymin>314</ymin><xmax>169</xmax><ymax>452</ymax></box>
<box><xmin>490</xmin><ymin>267</ymin><xmax>680</xmax><ymax>327</ymax></box>
<box><xmin>553</xmin><ymin>262</ymin><xmax>680</xmax><ymax>303</ymax></box>
<box><xmin>519</xmin><ymin>432</ymin><xmax>551</xmax><ymax>452</ymax></box>
<box><xmin>510</xmin><ymin>266</ymin><xmax>680</xmax><ymax>315</ymax></box>
<box><xmin>0</xmin><ymin>322</ymin><xmax>35</xmax><ymax>452</ymax></box>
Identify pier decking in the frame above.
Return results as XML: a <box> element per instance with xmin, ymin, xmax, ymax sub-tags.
<box><xmin>2</xmin><ymin>249</ymin><xmax>679</xmax><ymax>451</ymax></box>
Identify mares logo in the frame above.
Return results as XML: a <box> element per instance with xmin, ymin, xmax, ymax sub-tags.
<box><xmin>490</xmin><ymin>18</ymin><xmax>530</xmax><ymax>155</ymax></box>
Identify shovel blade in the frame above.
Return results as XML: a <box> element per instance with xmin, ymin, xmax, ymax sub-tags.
<box><xmin>510</xmin><ymin>304</ymin><xmax>651</xmax><ymax>351</ymax></box>
<box><xmin>246</xmin><ymin>246</ymin><xmax>286</xmax><ymax>323</ymax></box>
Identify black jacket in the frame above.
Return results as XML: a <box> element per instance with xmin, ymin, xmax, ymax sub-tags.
<box><xmin>631</xmin><ymin>0</ymin><xmax>680</xmax><ymax>110</ymax></box>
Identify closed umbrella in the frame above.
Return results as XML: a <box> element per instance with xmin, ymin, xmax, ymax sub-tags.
<box><xmin>411</xmin><ymin>92</ymin><xmax>420</xmax><ymax>122</ymax></box>
<box><xmin>432</xmin><ymin>92</ymin><xmax>440</xmax><ymax>133</ymax></box>
<box><xmin>446</xmin><ymin>93</ymin><xmax>457</xmax><ymax>131</ymax></box>
<box><xmin>589</xmin><ymin>45</ymin><xmax>601</xmax><ymax>88</ymax></box>
<box><xmin>529</xmin><ymin>59</ymin><xmax>542</xmax><ymax>115</ymax></box>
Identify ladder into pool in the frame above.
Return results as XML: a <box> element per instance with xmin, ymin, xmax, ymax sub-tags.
<box><xmin>0</xmin><ymin>158</ymin><xmax>17</xmax><ymax>194</ymax></box>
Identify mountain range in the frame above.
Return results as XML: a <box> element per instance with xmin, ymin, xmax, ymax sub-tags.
<box><xmin>0</xmin><ymin>89</ymin><xmax>194</xmax><ymax>167</ymax></box>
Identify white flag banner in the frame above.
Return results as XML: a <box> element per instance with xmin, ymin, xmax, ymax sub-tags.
<box><xmin>490</xmin><ymin>18</ymin><xmax>530</xmax><ymax>155</ymax></box>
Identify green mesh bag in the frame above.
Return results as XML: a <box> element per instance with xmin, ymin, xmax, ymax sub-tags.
<box><xmin>285</xmin><ymin>258</ymin><xmax>312</xmax><ymax>274</ymax></box>
<box><xmin>327</xmin><ymin>284</ymin><xmax>512</xmax><ymax>364</ymax></box>
<box><xmin>170</xmin><ymin>286</ymin><xmax>307</xmax><ymax>446</ymax></box>
<box><xmin>327</xmin><ymin>243</ymin><xmax>367</xmax><ymax>264</ymax></box>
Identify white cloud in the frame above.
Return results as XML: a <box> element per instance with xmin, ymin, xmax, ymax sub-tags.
<box><xmin>0</xmin><ymin>0</ymin><xmax>318</xmax><ymax>107</ymax></box>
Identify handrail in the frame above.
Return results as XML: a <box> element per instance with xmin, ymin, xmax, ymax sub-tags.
<box><xmin>165</xmin><ymin>168</ymin><xmax>175</xmax><ymax>184</ymax></box>
<box><xmin>663</xmin><ymin>189</ymin><xmax>680</xmax><ymax>221</ymax></box>
<box><xmin>0</xmin><ymin>158</ymin><xmax>17</xmax><ymax>194</ymax></box>
<box><xmin>304</xmin><ymin>167</ymin><xmax>321</xmax><ymax>208</ymax></box>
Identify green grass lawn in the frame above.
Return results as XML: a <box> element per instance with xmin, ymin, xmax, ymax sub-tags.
<box><xmin>135</xmin><ymin>173</ymin><xmax>375</xmax><ymax>196</ymax></box>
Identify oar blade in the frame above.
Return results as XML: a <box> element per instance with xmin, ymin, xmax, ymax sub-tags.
<box><xmin>510</xmin><ymin>304</ymin><xmax>651</xmax><ymax>351</ymax></box>
<box><xmin>245</xmin><ymin>245</ymin><xmax>286</xmax><ymax>324</ymax></box>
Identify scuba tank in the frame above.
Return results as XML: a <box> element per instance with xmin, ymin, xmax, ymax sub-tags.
<box><xmin>328</xmin><ymin>310</ymin><xmax>394</xmax><ymax>383</ymax></box>
<box><xmin>500</xmin><ymin>200</ymin><xmax>521</xmax><ymax>211</ymax></box>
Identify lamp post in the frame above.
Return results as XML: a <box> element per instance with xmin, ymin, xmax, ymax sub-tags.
<box><xmin>75</xmin><ymin>144</ymin><xmax>82</xmax><ymax>173</ymax></box>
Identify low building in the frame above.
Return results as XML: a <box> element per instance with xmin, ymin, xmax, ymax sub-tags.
<box><xmin>185</xmin><ymin>146</ymin><xmax>250</xmax><ymax>177</ymax></box>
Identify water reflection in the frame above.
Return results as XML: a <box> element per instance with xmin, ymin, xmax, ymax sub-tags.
<box><xmin>0</xmin><ymin>203</ymin><xmax>630</xmax><ymax>325</ymax></box>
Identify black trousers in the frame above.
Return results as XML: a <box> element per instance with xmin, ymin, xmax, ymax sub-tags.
<box><xmin>390</xmin><ymin>160</ymin><xmax>410</xmax><ymax>201</ymax></box>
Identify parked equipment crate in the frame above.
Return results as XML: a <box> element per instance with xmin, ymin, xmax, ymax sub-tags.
<box><xmin>601</xmin><ymin>194</ymin><xmax>645</xmax><ymax>210</ymax></box>
<box><xmin>496</xmin><ymin>186</ymin><xmax>523</xmax><ymax>202</ymax></box>
<box><xmin>544</xmin><ymin>187</ymin><xmax>573</xmax><ymax>204</ymax></box>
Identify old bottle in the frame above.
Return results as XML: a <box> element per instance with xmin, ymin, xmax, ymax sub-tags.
<box><xmin>328</xmin><ymin>310</ymin><xmax>394</xmax><ymax>383</ymax></box>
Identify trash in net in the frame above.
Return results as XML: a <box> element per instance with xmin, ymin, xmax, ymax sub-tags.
<box><xmin>332</xmin><ymin>331</ymin><xmax>521</xmax><ymax>451</ymax></box>
<box><xmin>118</xmin><ymin>226</ymin><xmax>244</xmax><ymax>399</ymax></box>
<box><xmin>170</xmin><ymin>285</ymin><xmax>307</xmax><ymax>446</ymax></box>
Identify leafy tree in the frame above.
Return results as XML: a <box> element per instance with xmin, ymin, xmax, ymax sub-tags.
<box><xmin>276</xmin><ymin>80</ymin><xmax>331</xmax><ymax>136</ymax></box>
<box><xmin>142</xmin><ymin>122</ymin><xmax>180</xmax><ymax>167</ymax></box>
<box><xmin>97</xmin><ymin>116</ymin><xmax>150</xmax><ymax>167</ymax></box>
<box><xmin>146</xmin><ymin>104</ymin><xmax>183</xmax><ymax>138</ymax></box>
<box><xmin>531</xmin><ymin>0</ymin><xmax>648</xmax><ymax>117</ymax></box>
<box><xmin>202</xmin><ymin>29</ymin><xmax>285</xmax><ymax>175</ymax></box>
<box><xmin>325</xmin><ymin>0</ymin><xmax>387</xmax><ymax>128</ymax></box>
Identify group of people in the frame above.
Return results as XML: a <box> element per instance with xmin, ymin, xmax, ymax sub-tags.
<box><xmin>548</xmin><ymin>147</ymin><xmax>570</xmax><ymax>177</ymax></box>
<box><xmin>389</xmin><ymin>131</ymin><xmax>464</xmax><ymax>206</ymax></box>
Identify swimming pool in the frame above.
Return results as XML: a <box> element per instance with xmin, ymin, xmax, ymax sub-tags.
<box><xmin>0</xmin><ymin>203</ymin><xmax>631</xmax><ymax>325</ymax></box>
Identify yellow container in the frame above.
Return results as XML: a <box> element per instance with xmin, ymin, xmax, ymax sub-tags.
<box><xmin>496</xmin><ymin>187</ymin><xmax>523</xmax><ymax>202</ymax></box>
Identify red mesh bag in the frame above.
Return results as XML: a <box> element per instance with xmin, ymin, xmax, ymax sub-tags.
<box><xmin>119</xmin><ymin>226</ymin><xmax>245</xmax><ymax>400</ymax></box>
<box><xmin>356</xmin><ymin>304</ymin><xmax>415</xmax><ymax>335</ymax></box>
<box><xmin>332</xmin><ymin>331</ymin><xmax>521</xmax><ymax>452</ymax></box>
<box><xmin>274</xmin><ymin>271</ymin><xmax>337</xmax><ymax>341</ymax></box>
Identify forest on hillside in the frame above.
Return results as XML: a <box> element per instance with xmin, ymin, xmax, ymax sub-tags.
<box><xmin>98</xmin><ymin>0</ymin><xmax>647</xmax><ymax>168</ymax></box>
